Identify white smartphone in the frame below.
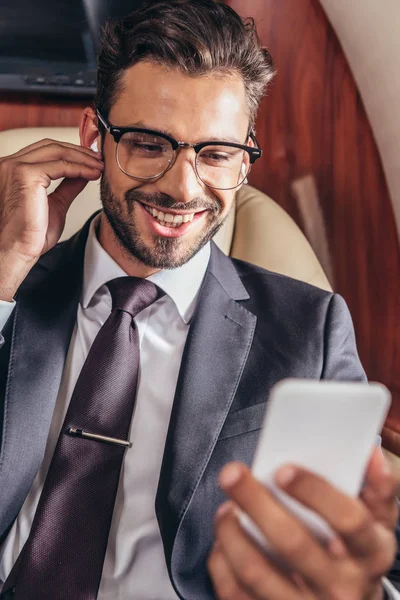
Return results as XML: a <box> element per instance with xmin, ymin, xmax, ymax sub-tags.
<box><xmin>240</xmin><ymin>379</ymin><xmax>391</xmax><ymax>558</ymax></box>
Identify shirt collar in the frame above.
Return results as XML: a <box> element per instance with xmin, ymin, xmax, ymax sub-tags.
<box><xmin>82</xmin><ymin>214</ymin><xmax>210</xmax><ymax>324</ymax></box>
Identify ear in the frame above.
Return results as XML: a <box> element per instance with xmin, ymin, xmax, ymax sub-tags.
<box><xmin>234</xmin><ymin>135</ymin><xmax>254</xmax><ymax>190</ymax></box>
<box><xmin>247</xmin><ymin>131</ymin><xmax>256</xmax><ymax>148</ymax></box>
<box><xmin>79</xmin><ymin>107</ymin><xmax>100</xmax><ymax>151</ymax></box>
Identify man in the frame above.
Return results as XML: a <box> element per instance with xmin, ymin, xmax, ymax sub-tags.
<box><xmin>0</xmin><ymin>1</ymin><xmax>398</xmax><ymax>598</ymax></box>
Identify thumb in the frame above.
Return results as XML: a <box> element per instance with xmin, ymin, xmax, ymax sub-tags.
<box><xmin>44</xmin><ymin>178</ymin><xmax>94</xmax><ymax>252</ymax></box>
<box><xmin>48</xmin><ymin>177</ymin><xmax>91</xmax><ymax>213</ymax></box>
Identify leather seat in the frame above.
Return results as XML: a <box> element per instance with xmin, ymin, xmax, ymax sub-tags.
<box><xmin>0</xmin><ymin>127</ymin><xmax>332</xmax><ymax>291</ymax></box>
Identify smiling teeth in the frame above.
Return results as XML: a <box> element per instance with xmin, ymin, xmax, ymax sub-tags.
<box><xmin>144</xmin><ymin>204</ymin><xmax>195</xmax><ymax>226</ymax></box>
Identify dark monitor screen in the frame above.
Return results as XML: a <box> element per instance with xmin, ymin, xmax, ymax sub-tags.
<box><xmin>0</xmin><ymin>0</ymin><xmax>145</xmax><ymax>94</ymax></box>
<box><xmin>0</xmin><ymin>0</ymin><xmax>95</xmax><ymax>69</ymax></box>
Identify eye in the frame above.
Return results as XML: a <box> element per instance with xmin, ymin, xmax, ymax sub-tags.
<box><xmin>120</xmin><ymin>132</ymin><xmax>171</xmax><ymax>157</ymax></box>
<box><xmin>203</xmin><ymin>152</ymin><xmax>229</xmax><ymax>162</ymax></box>
<box><xmin>133</xmin><ymin>142</ymin><xmax>165</xmax><ymax>153</ymax></box>
<box><xmin>199</xmin><ymin>146</ymin><xmax>242</xmax><ymax>165</ymax></box>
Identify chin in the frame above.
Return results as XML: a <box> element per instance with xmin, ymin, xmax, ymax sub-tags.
<box><xmin>103</xmin><ymin>206</ymin><xmax>212</xmax><ymax>269</ymax></box>
<box><xmin>100</xmin><ymin>176</ymin><xmax>226</xmax><ymax>269</ymax></box>
<box><xmin>122</xmin><ymin>228</ymin><xmax>210</xmax><ymax>269</ymax></box>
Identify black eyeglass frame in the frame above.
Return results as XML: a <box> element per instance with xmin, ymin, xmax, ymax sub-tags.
<box><xmin>96</xmin><ymin>109</ymin><xmax>262</xmax><ymax>189</ymax></box>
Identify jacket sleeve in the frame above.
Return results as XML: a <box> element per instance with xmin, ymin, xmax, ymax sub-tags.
<box><xmin>0</xmin><ymin>299</ymin><xmax>16</xmax><ymax>349</ymax></box>
<box><xmin>321</xmin><ymin>293</ymin><xmax>367</xmax><ymax>382</ymax></box>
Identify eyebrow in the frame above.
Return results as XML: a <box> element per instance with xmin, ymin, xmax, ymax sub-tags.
<box><xmin>123</xmin><ymin>120</ymin><xmax>244</xmax><ymax>145</ymax></box>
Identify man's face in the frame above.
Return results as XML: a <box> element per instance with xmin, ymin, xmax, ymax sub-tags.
<box><xmin>100</xmin><ymin>61</ymin><xmax>250</xmax><ymax>269</ymax></box>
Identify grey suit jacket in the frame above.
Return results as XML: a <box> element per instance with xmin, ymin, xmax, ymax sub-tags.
<box><xmin>0</xmin><ymin>213</ymin><xmax>399</xmax><ymax>599</ymax></box>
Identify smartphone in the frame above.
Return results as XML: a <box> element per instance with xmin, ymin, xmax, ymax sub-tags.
<box><xmin>240</xmin><ymin>379</ymin><xmax>391</xmax><ymax>557</ymax></box>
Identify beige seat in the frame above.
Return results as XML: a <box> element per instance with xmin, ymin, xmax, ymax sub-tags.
<box><xmin>0</xmin><ymin>127</ymin><xmax>332</xmax><ymax>291</ymax></box>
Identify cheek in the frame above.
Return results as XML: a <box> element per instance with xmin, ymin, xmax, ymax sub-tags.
<box><xmin>103</xmin><ymin>139</ymin><xmax>141</xmax><ymax>201</ymax></box>
<box><xmin>219</xmin><ymin>192</ymin><xmax>235</xmax><ymax>217</ymax></box>
<box><xmin>103</xmin><ymin>139</ymin><xmax>121</xmax><ymax>185</ymax></box>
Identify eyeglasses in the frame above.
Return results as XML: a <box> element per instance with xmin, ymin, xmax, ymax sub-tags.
<box><xmin>96</xmin><ymin>110</ymin><xmax>262</xmax><ymax>191</ymax></box>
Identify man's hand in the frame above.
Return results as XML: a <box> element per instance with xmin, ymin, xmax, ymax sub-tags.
<box><xmin>0</xmin><ymin>139</ymin><xmax>104</xmax><ymax>300</ymax></box>
<box><xmin>208</xmin><ymin>448</ymin><xmax>399</xmax><ymax>600</ymax></box>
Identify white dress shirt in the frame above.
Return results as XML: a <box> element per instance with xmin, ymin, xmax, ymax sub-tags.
<box><xmin>0</xmin><ymin>214</ymin><xmax>210</xmax><ymax>599</ymax></box>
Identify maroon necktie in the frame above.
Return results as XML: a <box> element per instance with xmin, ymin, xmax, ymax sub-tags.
<box><xmin>2</xmin><ymin>277</ymin><xmax>163</xmax><ymax>600</ymax></box>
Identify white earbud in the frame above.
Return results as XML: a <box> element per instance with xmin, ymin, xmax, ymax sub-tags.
<box><xmin>241</xmin><ymin>164</ymin><xmax>248</xmax><ymax>184</ymax></box>
<box><xmin>91</xmin><ymin>140</ymin><xmax>99</xmax><ymax>152</ymax></box>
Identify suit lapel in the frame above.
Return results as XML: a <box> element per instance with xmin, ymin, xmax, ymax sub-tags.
<box><xmin>156</xmin><ymin>244</ymin><xmax>257</xmax><ymax>567</ymax></box>
<box><xmin>0</xmin><ymin>217</ymin><xmax>94</xmax><ymax>532</ymax></box>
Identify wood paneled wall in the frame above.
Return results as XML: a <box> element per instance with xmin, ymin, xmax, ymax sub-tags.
<box><xmin>226</xmin><ymin>0</ymin><xmax>400</xmax><ymax>452</ymax></box>
<box><xmin>1</xmin><ymin>0</ymin><xmax>399</xmax><ymax>451</ymax></box>
<box><xmin>0</xmin><ymin>93</ymin><xmax>85</xmax><ymax>130</ymax></box>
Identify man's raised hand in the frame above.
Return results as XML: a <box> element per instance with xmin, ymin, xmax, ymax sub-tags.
<box><xmin>0</xmin><ymin>139</ymin><xmax>103</xmax><ymax>300</ymax></box>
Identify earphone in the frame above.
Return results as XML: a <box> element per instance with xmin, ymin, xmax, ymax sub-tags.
<box><xmin>241</xmin><ymin>164</ymin><xmax>248</xmax><ymax>184</ymax></box>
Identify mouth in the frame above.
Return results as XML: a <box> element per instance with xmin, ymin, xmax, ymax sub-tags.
<box><xmin>137</xmin><ymin>201</ymin><xmax>210</xmax><ymax>238</ymax></box>
<box><xmin>141</xmin><ymin>202</ymin><xmax>197</xmax><ymax>228</ymax></box>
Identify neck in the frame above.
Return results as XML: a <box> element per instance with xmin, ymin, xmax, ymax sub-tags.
<box><xmin>97</xmin><ymin>213</ymin><xmax>160</xmax><ymax>279</ymax></box>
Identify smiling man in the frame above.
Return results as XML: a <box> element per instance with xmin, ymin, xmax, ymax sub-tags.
<box><xmin>0</xmin><ymin>1</ymin><xmax>399</xmax><ymax>600</ymax></box>
<box><xmin>93</xmin><ymin>60</ymin><xmax>254</xmax><ymax>274</ymax></box>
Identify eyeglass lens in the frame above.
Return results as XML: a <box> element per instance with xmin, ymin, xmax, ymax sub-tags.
<box><xmin>116</xmin><ymin>131</ymin><xmax>251</xmax><ymax>189</ymax></box>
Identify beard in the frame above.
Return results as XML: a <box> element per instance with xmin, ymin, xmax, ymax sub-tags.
<box><xmin>99</xmin><ymin>175</ymin><xmax>229</xmax><ymax>269</ymax></box>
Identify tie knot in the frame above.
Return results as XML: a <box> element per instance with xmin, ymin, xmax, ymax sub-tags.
<box><xmin>106</xmin><ymin>277</ymin><xmax>163</xmax><ymax>318</ymax></box>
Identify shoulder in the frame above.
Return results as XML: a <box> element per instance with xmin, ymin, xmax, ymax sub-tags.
<box><xmin>228</xmin><ymin>258</ymin><xmax>358</xmax><ymax>364</ymax></box>
<box><xmin>230</xmin><ymin>256</ymin><xmax>334</xmax><ymax>310</ymax></box>
<box><xmin>227</xmin><ymin>256</ymin><xmax>354</xmax><ymax>340</ymax></box>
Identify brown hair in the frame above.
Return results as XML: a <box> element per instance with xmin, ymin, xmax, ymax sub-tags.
<box><xmin>94</xmin><ymin>0</ymin><xmax>275</xmax><ymax>129</ymax></box>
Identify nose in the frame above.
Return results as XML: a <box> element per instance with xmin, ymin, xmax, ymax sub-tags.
<box><xmin>154</xmin><ymin>148</ymin><xmax>205</xmax><ymax>204</ymax></box>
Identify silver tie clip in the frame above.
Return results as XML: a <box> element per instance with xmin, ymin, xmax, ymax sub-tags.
<box><xmin>66</xmin><ymin>427</ymin><xmax>132</xmax><ymax>448</ymax></box>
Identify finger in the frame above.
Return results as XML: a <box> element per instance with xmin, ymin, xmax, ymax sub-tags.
<box><xmin>360</xmin><ymin>489</ymin><xmax>399</xmax><ymax>531</ymax></box>
<box><xmin>22</xmin><ymin>160</ymin><xmax>103</xmax><ymax>187</ymax></box>
<box><xmin>9</xmin><ymin>138</ymin><xmax>101</xmax><ymax>161</ymax></box>
<box><xmin>215</xmin><ymin>507</ymin><xmax>314</xmax><ymax>600</ymax></box>
<box><xmin>360</xmin><ymin>488</ymin><xmax>399</xmax><ymax>532</ymax></box>
<box><xmin>275</xmin><ymin>465</ymin><xmax>387</xmax><ymax>560</ymax></box>
<box><xmin>207</xmin><ymin>545</ymin><xmax>253</xmax><ymax>600</ymax></box>
<box><xmin>361</xmin><ymin>448</ymin><xmax>400</xmax><ymax>527</ymax></box>
<box><xmin>218</xmin><ymin>463</ymin><xmax>338</xmax><ymax>592</ymax></box>
<box><xmin>364</xmin><ymin>448</ymin><xmax>398</xmax><ymax>497</ymax></box>
<box><xmin>11</xmin><ymin>144</ymin><xmax>103</xmax><ymax>171</ymax></box>
<box><xmin>382</xmin><ymin>428</ymin><xmax>400</xmax><ymax>459</ymax></box>
<box><xmin>49</xmin><ymin>177</ymin><xmax>91</xmax><ymax>213</ymax></box>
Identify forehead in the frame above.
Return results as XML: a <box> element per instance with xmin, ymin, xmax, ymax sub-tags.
<box><xmin>108</xmin><ymin>61</ymin><xmax>250</xmax><ymax>143</ymax></box>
